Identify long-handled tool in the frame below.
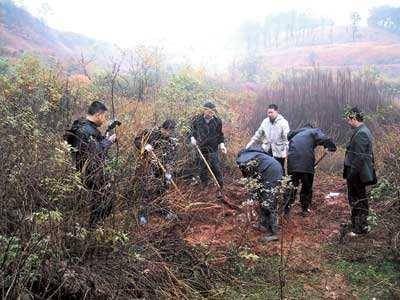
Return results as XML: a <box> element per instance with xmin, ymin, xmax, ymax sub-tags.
<box><xmin>147</xmin><ymin>148</ymin><xmax>186</xmax><ymax>207</ymax></box>
<box><xmin>314</xmin><ymin>150</ymin><xmax>328</xmax><ymax>168</ymax></box>
<box><xmin>195</xmin><ymin>144</ymin><xmax>221</xmax><ymax>189</ymax></box>
<box><xmin>195</xmin><ymin>145</ymin><xmax>241</xmax><ymax>210</ymax></box>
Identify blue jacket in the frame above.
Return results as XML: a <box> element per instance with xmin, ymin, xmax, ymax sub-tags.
<box><xmin>287</xmin><ymin>127</ymin><xmax>336</xmax><ymax>174</ymax></box>
<box><xmin>236</xmin><ymin>148</ymin><xmax>283</xmax><ymax>183</ymax></box>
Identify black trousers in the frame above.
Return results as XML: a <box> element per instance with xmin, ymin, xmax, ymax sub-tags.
<box><xmin>86</xmin><ymin>178</ymin><xmax>113</xmax><ymax>228</ymax></box>
<box><xmin>88</xmin><ymin>188</ymin><xmax>113</xmax><ymax>228</ymax></box>
<box><xmin>347</xmin><ymin>176</ymin><xmax>369</xmax><ymax>234</ymax></box>
<box><xmin>286</xmin><ymin>172</ymin><xmax>314</xmax><ymax>211</ymax></box>
<box><xmin>138</xmin><ymin>163</ymin><xmax>170</xmax><ymax>220</ymax></box>
<box><xmin>82</xmin><ymin>165</ymin><xmax>113</xmax><ymax>228</ymax></box>
<box><xmin>258</xmin><ymin>182</ymin><xmax>279</xmax><ymax>234</ymax></box>
<box><xmin>198</xmin><ymin>150</ymin><xmax>223</xmax><ymax>188</ymax></box>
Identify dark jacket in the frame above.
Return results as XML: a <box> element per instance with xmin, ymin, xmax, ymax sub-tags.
<box><xmin>344</xmin><ymin>124</ymin><xmax>376</xmax><ymax>185</ymax></box>
<box><xmin>236</xmin><ymin>148</ymin><xmax>283</xmax><ymax>183</ymax></box>
<box><xmin>287</xmin><ymin>127</ymin><xmax>336</xmax><ymax>174</ymax></box>
<box><xmin>64</xmin><ymin>118</ymin><xmax>112</xmax><ymax>186</ymax></box>
<box><xmin>190</xmin><ymin>115</ymin><xmax>224</xmax><ymax>153</ymax></box>
<box><xmin>133</xmin><ymin>128</ymin><xmax>176</xmax><ymax>166</ymax></box>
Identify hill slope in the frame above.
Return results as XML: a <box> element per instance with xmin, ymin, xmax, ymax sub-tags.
<box><xmin>260</xmin><ymin>26</ymin><xmax>400</xmax><ymax>77</ymax></box>
<box><xmin>0</xmin><ymin>1</ymin><xmax>113</xmax><ymax>60</ymax></box>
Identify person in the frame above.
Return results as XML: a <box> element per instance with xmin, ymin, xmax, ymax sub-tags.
<box><xmin>246</xmin><ymin>104</ymin><xmax>290</xmax><ymax>174</ymax></box>
<box><xmin>236</xmin><ymin>147</ymin><xmax>283</xmax><ymax>242</ymax></box>
<box><xmin>285</xmin><ymin>124</ymin><xmax>337</xmax><ymax>216</ymax></box>
<box><xmin>189</xmin><ymin>100</ymin><xmax>227</xmax><ymax>198</ymax></box>
<box><xmin>133</xmin><ymin>119</ymin><xmax>177</xmax><ymax>224</ymax></box>
<box><xmin>343</xmin><ymin>107</ymin><xmax>377</xmax><ymax>236</ymax></box>
<box><xmin>64</xmin><ymin>101</ymin><xmax>117</xmax><ymax>228</ymax></box>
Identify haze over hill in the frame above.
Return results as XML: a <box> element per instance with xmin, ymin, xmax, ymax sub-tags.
<box><xmin>1</xmin><ymin>1</ymin><xmax>400</xmax><ymax>76</ymax></box>
<box><xmin>0</xmin><ymin>1</ymin><xmax>115</xmax><ymax>63</ymax></box>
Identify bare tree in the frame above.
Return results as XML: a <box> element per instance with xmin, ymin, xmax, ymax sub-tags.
<box><xmin>351</xmin><ymin>11</ymin><xmax>361</xmax><ymax>42</ymax></box>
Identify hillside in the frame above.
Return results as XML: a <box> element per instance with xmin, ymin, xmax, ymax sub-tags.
<box><xmin>260</xmin><ymin>26</ymin><xmax>400</xmax><ymax>77</ymax></box>
<box><xmin>0</xmin><ymin>1</ymin><xmax>113</xmax><ymax>61</ymax></box>
<box><xmin>262</xmin><ymin>41</ymin><xmax>400</xmax><ymax>76</ymax></box>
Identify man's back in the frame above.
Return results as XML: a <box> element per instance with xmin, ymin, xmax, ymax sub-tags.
<box><xmin>65</xmin><ymin>118</ymin><xmax>109</xmax><ymax>174</ymax></box>
<box><xmin>288</xmin><ymin>127</ymin><xmax>335</xmax><ymax>174</ymax></box>
<box><xmin>236</xmin><ymin>149</ymin><xmax>283</xmax><ymax>183</ymax></box>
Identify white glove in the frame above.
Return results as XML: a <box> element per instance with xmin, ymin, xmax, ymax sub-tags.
<box><xmin>108</xmin><ymin>133</ymin><xmax>117</xmax><ymax>143</ymax></box>
<box><xmin>190</xmin><ymin>136</ymin><xmax>197</xmax><ymax>146</ymax></box>
<box><xmin>245</xmin><ymin>141</ymin><xmax>253</xmax><ymax>149</ymax></box>
<box><xmin>165</xmin><ymin>173</ymin><xmax>172</xmax><ymax>181</ymax></box>
<box><xmin>144</xmin><ymin>144</ymin><xmax>153</xmax><ymax>152</ymax></box>
<box><xmin>219</xmin><ymin>143</ymin><xmax>227</xmax><ymax>154</ymax></box>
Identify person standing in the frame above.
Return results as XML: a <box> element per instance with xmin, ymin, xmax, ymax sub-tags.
<box><xmin>64</xmin><ymin>101</ymin><xmax>117</xmax><ymax>228</ymax></box>
<box><xmin>344</xmin><ymin>107</ymin><xmax>377</xmax><ymax>236</ymax></box>
<box><xmin>189</xmin><ymin>100</ymin><xmax>227</xmax><ymax>198</ymax></box>
<box><xmin>236</xmin><ymin>147</ymin><xmax>283</xmax><ymax>242</ymax></box>
<box><xmin>285</xmin><ymin>124</ymin><xmax>337</xmax><ymax>216</ymax></box>
<box><xmin>246</xmin><ymin>104</ymin><xmax>290</xmax><ymax>173</ymax></box>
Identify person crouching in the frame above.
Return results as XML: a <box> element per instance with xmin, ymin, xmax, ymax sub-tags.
<box><xmin>236</xmin><ymin>147</ymin><xmax>283</xmax><ymax>242</ymax></box>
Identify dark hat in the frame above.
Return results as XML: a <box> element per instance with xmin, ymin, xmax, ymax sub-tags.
<box><xmin>161</xmin><ymin>119</ymin><xmax>176</xmax><ymax>130</ymax></box>
<box><xmin>203</xmin><ymin>100</ymin><xmax>216</xmax><ymax>110</ymax></box>
<box><xmin>344</xmin><ymin>106</ymin><xmax>364</xmax><ymax>121</ymax></box>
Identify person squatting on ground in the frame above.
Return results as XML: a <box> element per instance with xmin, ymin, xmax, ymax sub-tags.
<box><xmin>246</xmin><ymin>104</ymin><xmax>290</xmax><ymax>174</ymax></box>
<box><xmin>189</xmin><ymin>100</ymin><xmax>227</xmax><ymax>198</ymax></box>
<box><xmin>236</xmin><ymin>147</ymin><xmax>283</xmax><ymax>242</ymax></box>
<box><xmin>133</xmin><ymin>119</ymin><xmax>177</xmax><ymax>224</ymax></box>
<box><xmin>285</xmin><ymin>123</ymin><xmax>337</xmax><ymax>216</ymax></box>
<box><xmin>64</xmin><ymin>101</ymin><xmax>117</xmax><ymax>228</ymax></box>
<box><xmin>343</xmin><ymin>107</ymin><xmax>377</xmax><ymax>236</ymax></box>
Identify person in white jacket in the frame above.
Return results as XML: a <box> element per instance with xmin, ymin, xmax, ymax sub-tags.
<box><xmin>246</xmin><ymin>104</ymin><xmax>290</xmax><ymax>173</ymax></box>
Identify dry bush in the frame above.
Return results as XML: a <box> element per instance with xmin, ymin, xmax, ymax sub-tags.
<box><xmin>372</xmin><ymin>125</ymin><xmax>400</xmax><ymax>259</ymax></box>
<box><xmin>0</xmin><ymin>55</ymin><xmax>252</xmax><ymax>299</ymax></box>
<box><xmin>252</xmin><ymin>68</ymin><xmax>399</xmax><ymax>144</ymax></box>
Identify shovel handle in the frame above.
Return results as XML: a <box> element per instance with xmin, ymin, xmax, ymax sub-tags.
<box><xmin>195</xmin><ymin>145</ymin><xmax>221</xmax><ymax>189</ymax></box>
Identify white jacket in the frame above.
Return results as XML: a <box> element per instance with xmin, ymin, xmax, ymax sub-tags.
<box><xmin>247</xmin><ymin>114</ymin><xmax>290</xmax><ymax>158</ymax></box>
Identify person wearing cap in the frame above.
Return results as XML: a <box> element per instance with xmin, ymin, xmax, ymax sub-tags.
<box><xmin>343</xmin><ymin>107</ymin><xmax>377</xmax><ymax>236</ymax></box>
<box><xmin>285</xmin><ymin>123</ymin><xmax>337</xmax><ymax>216</ymax></box>
<box><xmin>133</xmin><ymin>119</ymin><xmax>177</xmax><ymax>224</ymax></box>
<box><xmin>246</xmin><ymin>104</ymin><xmax>290</xmax><ymax>174</ymax></box>
<box><xmin>236</xmin><ymin>147</ymin><xmax>283</xmax><ymax>242</ymax></box>
<box><xmin>189</xmin><ymin>100</ymin><xmax>226</xmax><ymax>198</ymax></box>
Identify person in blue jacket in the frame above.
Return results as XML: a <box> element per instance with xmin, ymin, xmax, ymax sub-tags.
<box><xmin>236</xmin><ymin>147</ymin><xmax>283</xmax><ymax>242</ymax></box>
<box><xmin>285</xmin><ymin>123</ymin><xmax>336</xmax><ymax>216</ymax></box>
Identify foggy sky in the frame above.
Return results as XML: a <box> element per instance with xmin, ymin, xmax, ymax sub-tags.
<box><xmin>20</xmin><ymin>0</ymin><xmax>400</xmax><ymax>67</ymax></box>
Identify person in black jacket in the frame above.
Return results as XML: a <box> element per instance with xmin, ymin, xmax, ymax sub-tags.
<box><xmin>133</xmin><ymin>119</ymin><xmax>177</xmax><ymax>224</ymax></box>
<box><xmin>344</xmin><ymin>107</ymin><xmax>376</xmax><ymax>235</ymax></box>
<box><xmin>64</xmin><ymin>101</ymin><xmax>117</xmax><ymax>228</ymax></box>
<box><xmin>189</xmin><ymin>100</ymin><xmax>227</xmax><ymax>198</ymax></box>
<box><xmin>285</xmin><ymin>124</ymin><xmax>337</xmax><ymax>216</ymax></box>
<box><xmin>236</xmin><ymin>147</ymin><xmax>283</xmax><ymax>242</ymax></box>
